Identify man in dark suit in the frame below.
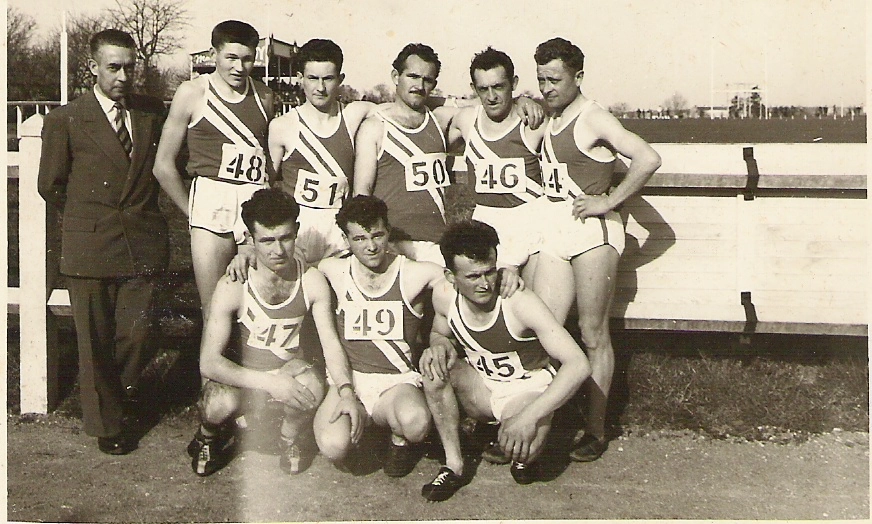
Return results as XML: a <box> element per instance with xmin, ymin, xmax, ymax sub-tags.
<box><xmin>38</xmin><ymin>29</ymin><xmax>169</xmax><ymax>455</ymax></box>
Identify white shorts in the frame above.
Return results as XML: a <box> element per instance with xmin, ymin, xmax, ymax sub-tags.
<box><xmin>397</xmin><ymin>240</ymin><xmax>445</xmax><ymax>267</ymax></box>
<box><xmin>296</xmin><ymin>206</ymin><xmax>348</xmax><ymax>264</ymax></box>
<box><xmin>538</xmin><ymin>199</ymin><xmax>625</xmax><ymax>260</ymax></box>
<box><xmin>188</xmin><ymin>176</ymin><xmax>265</xmax><ymax>244</ymax></box>
<box><xmin>472</xmin><ymin>202</ymin><xmax>543</xmax><ymax>268</ymax></box>
<box><xmin>478</xmin><ymin>366</ymin><xmax>555</xmax><ymax>421</ymax></box>
<box><xmin>329</xmin><ymin>370</ymin><xmax>423</xmax><ymax>416</ymax></box>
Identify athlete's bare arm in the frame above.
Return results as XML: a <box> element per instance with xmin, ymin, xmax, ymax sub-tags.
<box><xmin>199</xmin><ymin>275</ymin><xmax>318</xmax><ymax>411</ymax></box>
<box><xmin>154</xmin><ymin>80</ymin><xmax>202</xmax><ymax>215</ymax></box>
<box><xmin>497</xmin><ymin>289</ymin><xmax>591</xmax><ymax>458</ymax></box>
<box><xmin>418</xmin><ymin>280</ymin><xmax>459</xmax><ymax>382</ymax></box>
<box><xmin>305</xmin><ymin>266</ymin><xmax>367</xmax><ymax>443</ymax></box>
<box><xmin>352</xmin><ymin>115</ymin><xmax>385</xmax><ymax>195</ymax></box>
<box><xmin>572</xmin><ymin>106</ymin><xmax>661</xmax><ymax>221</ymax></box>
<box><xmin>267</xmin><ymin>112</ymin><xmax>298</xmax><ymax>174</ymax></box>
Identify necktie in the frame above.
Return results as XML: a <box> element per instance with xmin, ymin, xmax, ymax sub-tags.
<box><xmin>113</xmin><ymin>102</ymin><xmax>133</xmax><ymax>158</ymax></box>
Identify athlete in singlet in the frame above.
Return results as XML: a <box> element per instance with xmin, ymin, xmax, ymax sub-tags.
<box><xmin>187</xmin><ymin>189</ymin><xmax>349</xmax><ymax>477</ymax></box>
<box><xmin>531</xmin><ymin>37</ymin><xmax>661</xmax><ymax>462</ymax></box>
<box><xmin>314</xmin><ymin>195</ymin><xmax>446</xmax><ymax>478</ymax></box>
<box><xmin>266</xmin><ymin>39</ymin><xmax>381</xmax><ymax>264</ymax></box>
<box><xmin>418</xmin><ymin>220</ymin><xmax>590</xmax><ymax>501</ymax></box>
<box><xmin>353</xmin><ymin>43</ymin><xmax>458</xmax><ymax>266</ymax></box>
<box><xmin>154</xmin><ymin>20</ymin><xmax>274</xmax><ymax>322</ymax></box>
<box><xmin>447</xmin><ymin>47</ymin><xmax>547</xmax><ymax>283</ymax></box>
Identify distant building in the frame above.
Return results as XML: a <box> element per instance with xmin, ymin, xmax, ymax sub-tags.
<box><xmin>699</xmin><ymin>106</ymin><xmax>730</xmax><ymax>119</ymax></box>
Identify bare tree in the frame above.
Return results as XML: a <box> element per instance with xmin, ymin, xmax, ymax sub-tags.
<box><xmin>108</xmin><ymin>0</ymin><xmax>190</xmax><ymax>93</ymax></box>
<box><xmin>663</xmin><ymin>92</ymin><xmax>688</xmax><ymax>117</ymax></box>
<box><xmin>8</xmin><ymin>7</ymin><xmax>37</xmax><ymax>100</ymax></box>
<box><xmin>608</xmin><ymin>102</ymin><xmax>631</xmax><ymax>118</ymax></box>
<box><xmin>363</xmin><ymin>83</ymin><xmax>395</xmax><ymax>103</ymax></box>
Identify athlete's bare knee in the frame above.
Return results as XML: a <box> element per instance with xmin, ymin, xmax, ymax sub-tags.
<box><xmin>396</xmin><ymin>404</ymin><xmax>431</xmax><ymax>443</ymax></box>
<box><xmin>199</xmin><ymin>382</ymin><xmax>238</xmax><ymax>424</ymax></box>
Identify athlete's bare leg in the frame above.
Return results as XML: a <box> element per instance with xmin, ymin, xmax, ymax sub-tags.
<box><xmin>530</xmin><ymin>251</ymin><xmax>575</xmax><ymax>324</ymax></box>
<box><xmin>278</xmin><ymin>363</ymin><xmax>325</xmax><ymax>443</ymax></box>
<box><xmin>500</xmin><ymin>392</ymin><xmax>553</xmax><ymax>463</ymax></box>
<box><xmin>191</xmin><ymin>228</ymin><xmax>238</xmax><ymax>322</ymax></box>
<box><xmin>422</xmin><ymin>359</ymin><xmax>491</xmax><ymax>475</ymax></box>
<box><xmin>569</xmin><ymin>244</ymin><xmax>619</xmax><ymax>440</ymax></box>
<box><xmin>371</xmin><ymin>383</ymin><xmax>431</xmax><ymax>444</ymax></box>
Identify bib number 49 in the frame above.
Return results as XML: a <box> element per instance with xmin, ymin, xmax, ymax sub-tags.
<box><xmin>344</xmin><ymin>301</ymin><xmax>404</xmax><ymax>340</ymax></box>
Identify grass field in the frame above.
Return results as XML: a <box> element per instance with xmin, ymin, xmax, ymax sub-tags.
<box><xmin>6</xmin><ymin>117</ymin><xmax>869</xmax><ymax>440</ymax></box>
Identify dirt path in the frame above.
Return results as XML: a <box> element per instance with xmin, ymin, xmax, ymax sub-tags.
<box><xmin>7</xmin><ymin>414</ymin><xmax>868</xmax><ymax>521</ymax></box>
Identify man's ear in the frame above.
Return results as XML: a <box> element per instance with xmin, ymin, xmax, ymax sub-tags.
<box><xmin>443</xmin><ymin>268</ymin><xmax>456</xmax><ymax>287</ymax></box>
<box><xmin>391</xmin><ymin>69</ymin><xmax>400</xmax><ymax>86</ymax></box>
<box><xmin>339</xmin><ymin>72</ymin><xmax>346</xmax><ymax>85</ymax></box>
<box><xmin>512</xmin><ymin>75</ymin><xmax>519</xmax><ymax>91</ymax></box>
<box><xmin>88</xmin><ymin>58</ymin><xmax>99</xmax><ymax>77</ymax></box>
<box><xmin>575</xmin><ymin>70</ymin><xmax>584</xmax><ymax>86</ymax></box>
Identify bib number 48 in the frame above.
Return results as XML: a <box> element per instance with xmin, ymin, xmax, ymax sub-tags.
<box><xmin>219</xmin><ymin>144</ymin><xmax>267</xmax><ymax>185</ymax></box>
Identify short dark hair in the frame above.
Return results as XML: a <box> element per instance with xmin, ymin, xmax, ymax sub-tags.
<box><xmin>336</xmin><ymin>195</ymin><xmax>389</xmax><ymax>234</ymax></box>
<box><xmin>211</xmin><ymin>20</ymin><xmax>259</xmax><ymax>50</ymax></box>
<box><xmin>469</xmin><ymin>47</ymin><xmax>514</xmax><ymax>84</ymax></box>
<box><xmin>241</xmin><ymin>188</ymin><xmax>300</xmax><ymax>234</ymax></box>
<box><xmin>439</xmin><ymin>220</ymin><xmax>500</xmax><ymax>272</ymax></box>
<box><xmin>392</xmin><ymin>43</ymin><xmax>441</xmax><ymax>76</ymax></box>
<box><xmin>298</xmin><ymin>38</ymin><xmax>343</xmax><ymax>71</ymax></box>
<box><xmin>89</xmin><ymin>29</ymin><xmax>136</xmax><ymax>57</ymax></box>
<box><xmin>534</xmin><ymin>37</ymin><xmax>585</xmax><ymax>73</ymax></box>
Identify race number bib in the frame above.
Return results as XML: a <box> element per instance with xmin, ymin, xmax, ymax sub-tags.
<box><xmin>540</xmin><ymin>161</ymin><xmax>571</xmax><ymax>199</ymax></box>
<box><xmin>219</xmin><ymin>143</ymin><xmax>267</xmax><ymax>185</ymax></box>
<box><xmin>405</xmin><ymin>153</ymin><xmax>450</xmax><ymax>192</ymax></box>
<box><xmin>467</xmin><ymin>347</ymin><xmax>525</xmax><ymax>382</ymax></box>
<box><xmin>294</xmin><ymin>169</ymin><xmax>348</xmax><ymax>209</ymax></box>
<box><xmin>245</xmin><ymin>317</ymin><xmax>301</xmax><ymax>352</ymax></box>
<box><xmin>344</xmin><ymin>301</ymin><xmax>404</xmax><ymax>341</ymax></box>
<box><xmin>474</xmin><ymin>158</ymin><xmax>527</xmax><ymax>194</ymax></box>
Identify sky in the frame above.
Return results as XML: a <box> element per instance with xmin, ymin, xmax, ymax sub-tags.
<box><xmin>8</xmin><ymin>0</ymin><xmax>867</xmax><ymax>109</ymax></box>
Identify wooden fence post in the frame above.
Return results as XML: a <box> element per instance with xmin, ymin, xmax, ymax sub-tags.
<box><xmin>18</xmin><ymin>114</ymin><xmax>60</xmax><ymax>414</ymax></box>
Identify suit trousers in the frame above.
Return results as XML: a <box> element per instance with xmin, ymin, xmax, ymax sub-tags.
<box><xmin>67</xmin><ymin>275</ymin><xmax>157</xmax><ymax>438</ymax></box>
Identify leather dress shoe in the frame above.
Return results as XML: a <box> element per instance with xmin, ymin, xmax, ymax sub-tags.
<box><xmin>98</xmin><ymin>435</ymin><xmax>132</xmax><ymax>455</ymax></box>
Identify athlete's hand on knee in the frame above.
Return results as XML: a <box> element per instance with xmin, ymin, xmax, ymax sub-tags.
<box><xmin>330</xmin><ymin>396</ymin><xmax>367</xmax><ymax>444</ymax></box>
<box><xmin>226</xmin><ymin>246</ymin><xmax>257</xmax><ymax>282</ymax></box>
<box><xmin>572</xmin><ymin>194</ymin><xmax>612</xmax><ymax>223</ymax></box>
<box><xmin>420</xmin><ymin>342</ymin><xmax>456</xmax><ymax>382</ymax></box>
<box><xmin>498</xmin><ymin>413</ymin><xmax>538</xmax><ymax>463</ymax></box>
<box><xmin>497</xmin><ymin>267</ymin><xmax>524</xmax><ymax>298</ymax></box>
<box><xmin>268</xmin><ymin>374</ymin><xmax>317</xmax><ymax>411</ymax></box>
<box><xmin>514</xmin><ymin>96</ymin><xmax>545</xmax><ymax>130</ymax></box>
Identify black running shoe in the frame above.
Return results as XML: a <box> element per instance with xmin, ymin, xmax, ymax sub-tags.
<box><xmin>383</xmin><ymin>441</ymin><xmax>417</xmax><ymax>477</ymax></box>
<box><xmin>510</xmin><ymin>461</ymin><xmax>539</xmax><ymax>485</ymax></box>
<box><xmin>480</xmin><ymin>440</ymin><xmax>511</xmax><ymax>465</ymax></box>
<box><xmin>190</xmin><ymin>432</ymin><xmax>233</xmax><ymax>477</ymax></box>
<box><xmin>421</xmin><ymin>466</ymin><xmax>465</xmax><ymax>502</ymax></box>
<box><xmin>279</xmin><ymin>441</ymin><xmax>305</xmax><ymax>475</ymax></box>
<box><xmin>569</xmin><ymin>434</ymin><xmax>608</xmax><ymax>462</ymax></box>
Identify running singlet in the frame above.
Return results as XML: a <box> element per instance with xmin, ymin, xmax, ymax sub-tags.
<box><xmin>186</xmin><ymin>74</ymin><xmax>270</xmax><ymax>186</ymax></box>
<box><xmin>334</xmin><ymin>255</ymin><xmax>423</xmax><ymax>374</ymax></box>
<box><xmin>541</xmin><ymin>100</ymin><xmax>615</xmax><ymax>202</ymax></box>
<box><xmin>373</xmin><ymin>109</ymin><xmax>448</xmax><ymax>244</ymax></box>
<box><xmin>233</xmin><ymin>257</ymin><xmax>309</xmax><ymax>372</ymax></box>
<box><xmin>464</xmin><ymin>106</ymin><xmax>543</xmax><ymax>208</ymax></box>
<box><xmin>278</xmin><ymin>107</ymin><xmax>354</xmax><ymax>209</ymax></box>
<box><xmin>447</xmin><ymin>294</ymin><xmax>550</xmax><ymax>382</ymax></box>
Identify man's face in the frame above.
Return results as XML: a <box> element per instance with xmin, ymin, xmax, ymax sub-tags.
<box><xmin>536</xmin><ymin>58</ymin><xmax>582</xmax><ymax>112</ymax></box>
<box><xmin>471</xmin><ymin>66</ymin><xmax>518</xmax><ymax>122</ymax></box>
<box><xmin>301</xmin><ymin>61</ymin><xmax>344</xmax><ymax>110</ymax></box>
<box><xmin>89</xmin><ymin>45</ymin><xmax>136</xmax><ymax>102</ymax></box>
<box><xmin>251</xmin><ymin>220</ymin><xmax>298</xmax><ymax>272</ymax></box>
<box><xmin>447</xmin><ymin>250</ymin><xmax>500</xmax><ymax>307</ymax></box>
<box><xmin>392</xmin><ymin>55</ymin><xmax>438</xmax><ymax>110</ymax></box>
<box><xmin>344</xmin><ymin>218</ymin><xmax>390</xmax><ymax>270</ymax></box>
<box><xmin>212</xmin><ymin>42</ymin><xmax>257</xmax><ymax>90</ymax></box>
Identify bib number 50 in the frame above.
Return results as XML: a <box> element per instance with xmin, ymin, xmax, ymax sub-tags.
<box><xmin>405</xmin><ymin>153</ymin><xmax>450</xmax><ymax>191</ymax></box>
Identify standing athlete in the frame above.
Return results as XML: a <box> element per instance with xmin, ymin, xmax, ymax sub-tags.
<box><xmin>532</xmin><ymin>37</ymin><xmax>661</xmax><ymax>461</ymax></box>
<box><xmin>418</xmin><ymin>220</ymin><xmax>591</xmax><ymax>501</ymax></box>
<box><xmin>188</xmin><ymin>188</ymin><xmax>344</xmax><ymax>477</ymax></box>
<box><xmin>154</xmin><ymin>20</ymin><xmax>274</xmax><ymax>321</ymax></box>
<box><xmin>447</xmin><ymin>47</ymin><xmax>547</xmax><ymax>285</ymax></box>
<box><xmin>267</xmin><ymin>39</ymin><xmax>380</xmax><ymax>264</ymax></box>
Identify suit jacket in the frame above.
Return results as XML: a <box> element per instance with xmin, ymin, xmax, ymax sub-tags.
<box><xmin>38</xmin><ymin>91</ymin><xmax>170</xmax><ymax>278</ymax></box>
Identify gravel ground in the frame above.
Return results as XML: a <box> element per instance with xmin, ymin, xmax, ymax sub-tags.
<box><xmin>6</xmin><ymin>413</ymin><xmax>868</xmax><ymax>521</ymax></box>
